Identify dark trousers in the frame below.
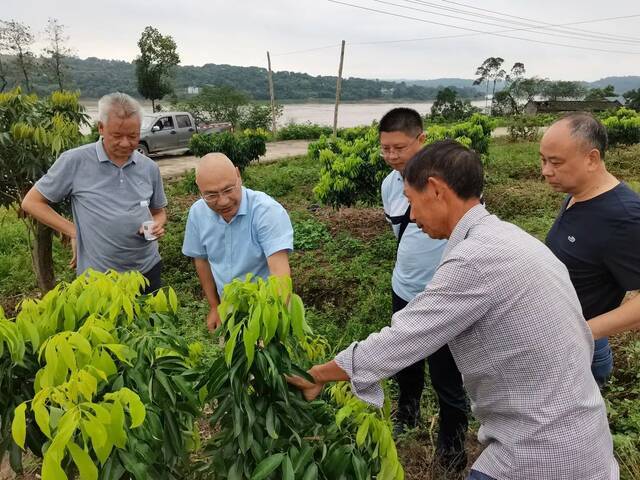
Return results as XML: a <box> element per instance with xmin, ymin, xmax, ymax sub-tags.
<box><xmin>142</xmin><ymin>261</ymin><xmax>163</xmax><ymax>295</ymax></box>
<box><xmin>392</xmin><ymin>290</ymin><xmax>469</xmax><ymax>460</ymax></box>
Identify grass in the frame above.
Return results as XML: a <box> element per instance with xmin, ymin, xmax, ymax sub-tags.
<box><xmin>2</xmin><ymin>140</ymin><xmax>640</xmax><ymax>479</ymax></box>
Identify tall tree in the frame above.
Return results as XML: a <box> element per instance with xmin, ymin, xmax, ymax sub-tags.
<box><xmin>43</xmin><ymin>18</ymin><xmax>73</xmax><ymax>91</ymax></box>
<box><xmin>541</xmin><ymin>80</ymin><xmax>587</xmax><ymax>101</ymax></box>
<box><xmin>584</xmin><ymin>84</ymin><xmax>617</xmax><ymax>101</ymax></box>
<box><xmin>623</xmin><ymin>89</ymin><xmax>640</xmax><ymax>111</ymax></box>
<box><xmin>0</xmin><ymin>20</ymin><xmax>35</xmax><ymax>92</ymax></box>
<box><xmin>473</xmin><ymin>56</ymin><xmax>504</xmax><ymax>114</ymax></box>
<box><xmin>135</xmin><ymin>26</ymin><xmax>180</xmax><ymax>111</ymax></box>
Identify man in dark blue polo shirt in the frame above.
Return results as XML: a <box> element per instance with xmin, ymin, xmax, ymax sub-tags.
<box><xmin>541</xmin><ymin>113</ymin><xmax>640</xmax><ymax>386</ymax></box>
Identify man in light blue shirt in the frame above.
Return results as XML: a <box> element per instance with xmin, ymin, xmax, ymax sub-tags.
<box><xmin>379</xmin><ymin>108</ymin><xmax>468</xmax><ymax>472</ymax></box>
<box><xmin>182</xmin><ymin>153</ymin><xmax>293</xmax><ymax>331</ymax></box>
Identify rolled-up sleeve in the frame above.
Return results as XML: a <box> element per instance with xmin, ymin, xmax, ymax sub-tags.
<box><xmin>182</xmin><ymin>206</ymin><xmax>207</xmax><ymax>259</ymax></box>
<box><xmin>335</xmin><ymin>257</ymin><xmax>492</xmax><ymax>407</ymax></box>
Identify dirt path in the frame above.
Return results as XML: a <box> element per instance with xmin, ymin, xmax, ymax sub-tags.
<box><xmin>157</xmin><ymin>140</ymin><xmax>310</xmax><ymax>181</ymax></box>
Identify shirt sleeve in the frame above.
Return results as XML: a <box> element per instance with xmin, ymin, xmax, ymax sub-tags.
<box><xmin>149</xmin><ymin>164</ymin><xmax>168</xmax><ymax>209</ymax></box>
<box><xmin>603</xmin><ymin>219</ymin><xmax>640</xmax><ymax>291</ymax></box>
<box><xmin>182</xmin><ymin>206</ymin><xmax>208</xmax><ymax>259</ymax></box>
<box><xmin>256</xmin><ymin>200</ymin><xmax>294</xmax><ymax>257</ymax></box>
<box><xmin>335</xmin><ymin>256</ymin><xmax>492</xmax><ymax>407</ymax></box>
<box><xmin>34</xmin><ymin>152</ymin><xmax>75</xmax><ymax>203</ymax></box>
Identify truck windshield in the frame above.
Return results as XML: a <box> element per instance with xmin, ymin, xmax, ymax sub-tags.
<box><xmin>142</xmin><ymin>116</ymin><xmax>156</xmax><ymax>130</ymax></box>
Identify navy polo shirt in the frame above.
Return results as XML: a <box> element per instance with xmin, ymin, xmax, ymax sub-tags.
<box><xmin>546</xmin><ymin>182</ymin><xmax>640</xmax><ymax>320</ymax></box>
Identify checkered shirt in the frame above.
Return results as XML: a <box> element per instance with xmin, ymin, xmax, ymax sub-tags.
<box><xmin>335</xmin><ymin>205</ymin><xmax>619</xmax><ymax>479</ymax></box>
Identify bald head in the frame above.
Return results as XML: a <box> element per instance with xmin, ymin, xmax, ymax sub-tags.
<box><xmin>196</xmin><ymin>153</ymin><xmax>238</xmax><ymax>185</ymax></box>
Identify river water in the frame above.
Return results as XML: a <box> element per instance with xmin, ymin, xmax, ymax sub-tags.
<box><xmin>81</xmin><ymin>100</ymin><xmax>487</xmax><ymax>129</ymax></box>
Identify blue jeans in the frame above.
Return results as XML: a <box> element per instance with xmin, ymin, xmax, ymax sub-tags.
<box><xmin>592</xmin><ymin>337</ymin><xmax>613</xmax><ymax>387</ymax></box>
<box><xmin>467</xmin><ymin>470</ymin><xmax>496</xmax><ymax>480</ymax></box>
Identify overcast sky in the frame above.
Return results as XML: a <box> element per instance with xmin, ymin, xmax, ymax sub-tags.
<box><xmin>3</xmin><ymin>0</ymin><xmax>640</xmax><ymax>81</ymax></box>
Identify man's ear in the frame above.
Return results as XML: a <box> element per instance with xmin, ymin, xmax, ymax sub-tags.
<box><xmin>418</xmin><ymin>132</ymin><xmax>426</xmax><ymax>144</ymax></box>
<box><xmin>427</xmin><ymin>176</ymin><xmax>447</xmax><ymax>199</ymax></box>
<box><xmin>97</xmin><ymin>122</ymin><xmax>104</xmax><ymax>136</ymax></box>
<box><xmin>586</xmin><ymin>148</ymin><xmax>602</xmax><ymax>171</ymax></box>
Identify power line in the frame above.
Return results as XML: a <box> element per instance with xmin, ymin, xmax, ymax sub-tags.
<box><xmin>403</xmin><ymin>0</ymin><xmax>640</xmax><ymax>44</ymax></box>
<box><xmin>440</xmin><ymin>0</ymin><xmax>640</xmax><ymax>43</ymax></box>
<box><xmin>272</xmin><ymin>44</ymin><xmax>343</xmax><ymax>56</ymax></box>
<box><xmin>327</xmin><ymin>0</ymin><xmax>640</xmax><ymax>54</ymax></box>
<box><xmin>375</xmin><ymin>0</ymin><xmax>640</xmax><ymax>45</ymax></box>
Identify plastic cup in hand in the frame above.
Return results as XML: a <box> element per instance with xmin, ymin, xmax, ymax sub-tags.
<box><xmin>142</xmin><ymin>220</ymin><xmax>157</xmax><ymax>241</ymax></box>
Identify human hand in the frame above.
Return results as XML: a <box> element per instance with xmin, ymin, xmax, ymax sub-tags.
<box><xmin>150</xmin><ymin>222</ymin><xmax>165</xmax><ymax>239</ymax></box>
<box><xmin>286</xmin><ymin>368</ymin><xmax>324</xmax><ymax>401</ymax></box>
<box><xmin>69</xmin><ymin>237</ymin><xmax>77</xmax><ymax>269</ymax></box>
<box><xmin>206</xmin><ymin>308</ymin><xmax>222</xmax><ymax>332</ymax></box>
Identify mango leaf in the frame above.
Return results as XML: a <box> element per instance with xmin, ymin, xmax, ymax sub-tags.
<box><xmin>224</xmin><ymin>323</ymin><xmax>243</xmax><ymax>367</ymax></box>
<box><xmin>11</xmin><ymin>402</ymin><xmax>27</xmax><ymax>449</ymax></box>
<box><xmin>168</xmin><ymin>288</ymin><xmax>179</xmax><ymax>313</ymax></box>
<box><xmin>356</xmin><ymin>417</ymin><xmax>370</xmax><ymax>447</ymax></box>
<box><xmin>67</xmin><ymin>441</ymin><xmax>98</xmax><ymax>480</ymax></box>
<box><xmin>289</xmin><ymin>294</ymin><xmax>305</xmax><ymax>340</ymax></box>
<box><xmin>251</xmin><ymin>453</ymin><xmax>285</xmax><ymax>480</ymax></box>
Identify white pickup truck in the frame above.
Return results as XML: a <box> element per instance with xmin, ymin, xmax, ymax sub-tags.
<box><xmin>136</xmin><ymin>112</ymin><xmax>230</xmax><ymax>156</ymax></box>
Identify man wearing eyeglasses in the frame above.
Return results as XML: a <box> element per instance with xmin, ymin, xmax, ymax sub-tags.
<box><xmin>182</xmin><ymin>153</ymin><xmax>293</xmax><ymax>332</ymax></box>
<box><xmin>379</xmin><ymin>108</ymin><xmax>468</xmax><ymax>473</ymax></box>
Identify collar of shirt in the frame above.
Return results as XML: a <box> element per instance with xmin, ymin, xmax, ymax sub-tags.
<box><xmin>95</xmin><ymin>140</ymin><xmax>138</xmax><ymax>166</ymax></box>
<box><xmin>214</xmin><ymin>187</ymin><xmax>249</xmax><ymax>225</ymax></box>
<box><xmin>443</xmin><ymin>204</ymin><xmax>490</xmax><ymax>259</ymax></box>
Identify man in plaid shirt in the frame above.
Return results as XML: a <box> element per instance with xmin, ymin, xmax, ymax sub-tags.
<box><xmin>289</xmin><ymin>140</ymin><xmax>618</xmax><ymax>479</ymax></box>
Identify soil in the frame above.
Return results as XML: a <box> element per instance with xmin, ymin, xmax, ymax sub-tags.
<box><xmin>314</xmin><ymin>206</ymin><xmax>389</xmax><ymax>241</ymax></box>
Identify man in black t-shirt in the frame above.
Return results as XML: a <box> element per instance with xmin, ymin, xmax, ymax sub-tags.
<box><xmin>541</xmin><ymin>113</ymin><xmax>640</xmax><ymax>386</ymax></box>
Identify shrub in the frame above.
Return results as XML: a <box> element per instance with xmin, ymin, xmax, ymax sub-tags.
<box><xmin>426</xmin><ymin>113</ymin><xmax>494</xmax><ymax>155</ymax></box>
<box><xmin>602</xmin><ymin>108</ymin><xmax>640</xmax><ymax>146</ymax></box>
<box><xmin>189</xmin><ymin>130</ymin><xmax>267</xmax><ymax>171</ymax></box>
<box><xmin>277</xmin><ymin>122</ymin><xmax>333</xmax><ymax>141</ymax></box>
<box><xmin>2</xmin><ymin>270</ymin><xmax>204</xmax><ymax>480</ymax></box>
<box><xmin>506</xmin><ymin>116</ymin><xmax>543</xmax><ymax>142</ymax></box>
<box><xmin>197</xmin><ymin>275</ymin><xmax>404</xmax><ymax>480</ymax></box>
<box><xmin>311</xmin><ymin>127</ymin><xmax>389</xmax><ymax>208</ymax></box>
<box><xmin>238</xmin><ymin>103</ymin><xmax>283</xmax><ymax>131</ymax></box>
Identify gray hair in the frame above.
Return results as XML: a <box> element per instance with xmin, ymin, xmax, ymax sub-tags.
<box><xmin>557</xmin><ymin>112</ymin><xmax>608</xmax><ymax>160</ymax></box>
<box><xmin>97</xmin><ymin>92</ymin><xmax>143</xmax><ymax>125</ymax></box>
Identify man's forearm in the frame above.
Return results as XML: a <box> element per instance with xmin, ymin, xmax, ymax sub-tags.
<box><xmin>588</xmin><ymin>293</ymin><xmax>640</xmax><ymax>339</ymax></box>
<box><xmin>21</xmin><ymin>188</ymin><xmax>76</xmax><ymax>238</ymax></box>
<box><xmin>150</xmin><ymin>208</ymin><xmax>167</xmax><ymax>227</ymax></box>
<box><xmin>193</xmin><ymin>258</ymin><xmax>219</xmax><ymax>309</ymax></box>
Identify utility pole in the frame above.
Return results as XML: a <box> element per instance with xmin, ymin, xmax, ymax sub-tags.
<box><xmin>267</xmin><ymin>51</ymin><xmax>277</xmax><ymax>136</ymax></box>
<box><xmin>333</xmin><ymin>40</ymin><xmax>346</xmax><ymax>137</ymax></box>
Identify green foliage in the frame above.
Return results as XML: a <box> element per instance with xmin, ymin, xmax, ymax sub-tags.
<box><xmin>179</xmin><ymin>85</ymin><xmax>250</xmax><ymax>128</ymax></box>
<box><xmin>426</xmin><ymin>114</ymin><xmax>494</xmax><ymax>155</ymax></box>
<box><xmin>277</xmin><ymin>122</ymin><xmax>333</xmax><ymax>141</ymax></box>
<box><xmin>1</xmin><ymin>270</ymin><xmax>203</xmax><ymax>480</ymax></box>
<box><xmin>189</xmin><ymin>130</ymin><xmax>267</xmax><ymax>171</ymax></box>
<box><xmin>429</xmin><ymin>87</ymin><xmax>480</xmax><ymax>122</ymax></box>
<box><xmin>312</xmin><ymin>127</ymin><xmax>389</xmax><ymax>208</ymax></box>
<box><xmin>624</xmin><ymin>89</ymin><xmax>640</xmax><ymax>112</ymax></box>
<box><xmin>585</xmin><ymin>84</ymin><xmax>616</xmax><ymax>101</ymax></box>
<box><xmin>239</xmin><ymin>103</ymin><xmax>284</xmax><ymax>131</ymax></box>
<box><xmin>293</xmin><ymin>219</ymin><xmax>331</xmax><ymax>250</ymax></box>
<box><xmin>0</xmin><ymin>88</ymin><xmax>88</xmax><ymax>206</ymax></box>
<box><xmin>602</xmin><ymin>108</ymin><xmax>640</xmax><ymax>146</ymax></box>
<box><xmin>506</xmin><ymin>115</ymin><xmax>543</xmax><ymax>142</ymax></box>
<box><xmin>197</xmin><ymin>275</ymin><xmax>404</xmax><ymax>479</ymax></box>
<box><xmin>134</xmin><ymin>26</ymin><xmax>180</xmax><ymax>109</ymax></box>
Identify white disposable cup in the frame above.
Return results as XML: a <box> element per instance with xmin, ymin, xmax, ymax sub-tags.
<box><xmin>142</xmin><ymin>220</ymin><xmax>157</xmax><ymax>241</ymax></box>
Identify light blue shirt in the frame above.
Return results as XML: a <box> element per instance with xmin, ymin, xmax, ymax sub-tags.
<box><xmin>381</xmin><ymin>170</ymin><xmax>447</xmax><ymax>302</ymax></box>
<box><xmin>182</xmin><ymin>187</ymin><xmax>293</xmax><ymax>297</ymax></box>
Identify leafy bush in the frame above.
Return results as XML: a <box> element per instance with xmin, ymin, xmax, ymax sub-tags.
<box><xmin>294</xmin><ymin>219</ymin><xmax>331</xmax><ymax>250</ymax></box>
<box><xmin>602</xmin><ymin>108</ymin><xmax>640</xmax><ymax>146</ymax></box>
<box><xmin>429</xmin><ymin>87</ymin><xmax>480</xmax><ymax>122</ymax></box>
<box><xmin>189</xmin><ymin>130</ymin><xmax>267</xmax><ymax>171</ymax></box>
<box><xmin>506</xmin><ymin>115</ymin><xmax>543</xmax><ymax>142</ymax></box>
<box><xmin>277</xmin><ymin>122</ymin><xmax>334</xmax><ymax>141</ymax></box>
<box><xmin>1</xmin><ymin>270</ymin><xmax>203</xmax><ymax>480</ymax></box>
<box><xmin>239</xmin><ymin>103</ymin><xmax>283</xmax><ymax>132</ymax></box>
<box><xmin>426</xmin><ymin>114</ymin><xmax>494</xmax><ymax>155</ymax></box>
<box><xmin>197</xmin><ymin>275</ymin><xmax>404</xmax><ymax>480</ymax></box>
<box><xmin>311</xmin><ymin>127</ymin><xmax>389</xmax><ymax>208</ymax></box>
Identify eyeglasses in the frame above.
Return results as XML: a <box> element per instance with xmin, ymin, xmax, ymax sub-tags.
<box><xmin>380</xmin><ymin>134</ymin><xmax>421</xmax><ymax>157</ymax></box>
<box><xmin>201</xmin><ymin>182</ymin><xmax>238</xmax><ymax>202</ymax></box>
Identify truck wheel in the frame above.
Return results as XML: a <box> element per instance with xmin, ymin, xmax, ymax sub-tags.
<box><xmin>136</xmin><ymin>143</ymin><xmax>149</xmax><ymax>156</ymax></box>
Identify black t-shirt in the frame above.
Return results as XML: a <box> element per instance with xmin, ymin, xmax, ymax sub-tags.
<box><xmin>546</xmin><ymin>182</ymin><xmax>640</xmax><ymax>320</ymax></box>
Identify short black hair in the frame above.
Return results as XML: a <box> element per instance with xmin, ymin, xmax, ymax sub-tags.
<box><xmin>403</xmin><ymin>139</ymin><xmax>483</xmax><ymax>200</ymax></box>
<box><xmin>379</xmin><ymin>108</ymin><xmax>423</xmax><ymax>136</ymax></box>
<box><xmin>557</xmin><ymin>112</ymin><xmax>608</xmax><ymax>159</ymax></box>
